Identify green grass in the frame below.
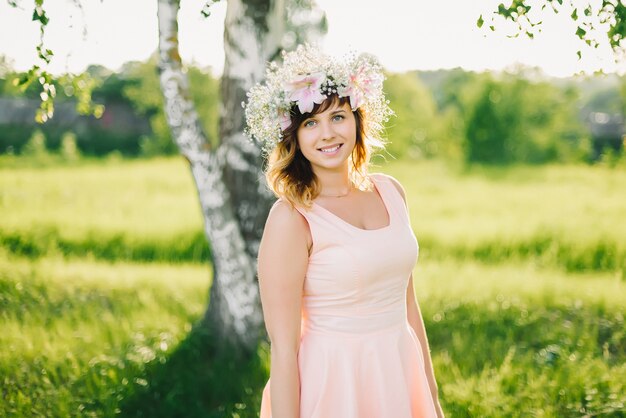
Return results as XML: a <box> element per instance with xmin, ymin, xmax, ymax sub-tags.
<box><xmin>1</xmin><ymin>156</ymin><xmax>625</xmax><ymax>417</ymax></box>
<box><xmin>0</xmin><ymin>156</ymin><xmax>204</xmax><ymax>239</ymax></box>
<box><xmin>3</xmin><ymin>157</ymin><xmax>624</xmax><ymax>272</ymax></box>
<box><xmin>385</xmin><ymin>159</ymin><xmax>626</xmax><ymax>275</ymax></box>
<box><xmin>423</xmin><ymin>278</ymin><xmax>626</xmax><ymax>416</ymax></box>
<box><xmin>410</xmin><ymin>257</ymin><xmax>626</xmax><ymax>416</ymax></box>
<box><xmin>0</xmin><ymin>248</ymin><xmax>211</xmax><ymax>416</ymax></box>
<box><xmin>0</xmin><ymin>227</ymin><xmax>210</xmax><ymax>263</ymax></box>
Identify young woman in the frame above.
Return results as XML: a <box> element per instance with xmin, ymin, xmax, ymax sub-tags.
<box><xmin>245</xmin><ymin>45</ymin><xmax>444</xmax><ymax>418</ymax></box>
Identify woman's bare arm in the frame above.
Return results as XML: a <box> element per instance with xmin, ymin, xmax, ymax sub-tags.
<box><xmin>257</xmin><ymin>200</ymin><xmax>310</xmax><ymax>418</ymax></box>
<box><xmin>406</xmin><ymin>274</ymin><xmax>444</xmax><ymax>417</ymax></box>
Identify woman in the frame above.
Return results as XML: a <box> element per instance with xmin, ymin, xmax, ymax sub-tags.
<box><xmin>245</xmin><ymin>45</ymin><xmax>444</xmax><ymax>418</ymax></box>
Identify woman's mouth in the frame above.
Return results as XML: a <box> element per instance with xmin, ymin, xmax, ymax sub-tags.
<box><xmin>318</xmin><ymin>144</ymin><xmax>343</xmax><ymax>155</ymax></box>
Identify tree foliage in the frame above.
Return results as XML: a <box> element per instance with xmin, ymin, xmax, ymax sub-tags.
<box><xmin>442</xmin><ymin>71</ymin><xmax>591</xmax><ymax>164</ymax></box>
<box><xmin>481</xmin><ymin>0</ymin><xmax>626</xmax><ymax>60</ymax></box>
<box><xmin>122</xmin><ymin>55</ymin><xmax>220</xmax><ymax>155</ymax></box>
<box><xmin>0</xmin><ymin>54</ymin><xmax>221</xmax><ymax>157</ymax></box>
<box><xmin>5</xmin><ymin>0</ymin><xmax>114</xmax><ymax>122</ymax></box>
<box><xmin>383</xmin><ymin>72</ymin><xmax>442</xmax><ymax>159</ymax></box>
<box><xmin>7</xmin><ymin>0</ymin><xmax>626</xmax><ymax>124</ymax></box>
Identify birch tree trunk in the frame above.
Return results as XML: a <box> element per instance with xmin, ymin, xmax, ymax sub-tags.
<box><xmin>157</xmin><ymin>0</ymin><xmax>271</xmax><ymax>353</ymax></box>
<box><xmin>220</xmin><ymin>0</ymin><xmax>326</xmax><ymax>259</ymax></box>
<box><xmin>219</xmin><ymin>0</ymin><xmax>285</xmax><ymax>288</ymax></box>
<box><xmin>157</xmin><ymin>0</ymin><xmax>324</xmax><ymax>354</ymax></box>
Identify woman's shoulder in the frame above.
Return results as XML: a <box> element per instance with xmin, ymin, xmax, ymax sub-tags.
<box><xmin>269</xmin><ymin>197</ymin><xmax>304</xmax><ymax>220</ymax></box>
<box><xmin>370</xmin><ymin>172</ymin><xmax>407</xmax><ymax>203</ymax></box>
<box><xmin>265</xmin><ymin>198</ymin><xmax>312</xmax><ymax>252</ymax></box>
<box><xmin>267</xmin><ymin>198</ymin><xmax>309</xmax><ymax>233</ymax></box>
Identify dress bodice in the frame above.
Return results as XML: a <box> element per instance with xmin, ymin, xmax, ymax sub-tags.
<box><xmin>292</xmin><ymin>173</ymin><xmax>419</xmax><ymax>335</ymax></box>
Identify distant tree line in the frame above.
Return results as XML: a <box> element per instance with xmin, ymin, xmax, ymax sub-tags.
<box><xmin>383</xmin><ymin>68</ymin><xmax>624</xmax><ymax>164</ymax></box>
<box><xmin>0</xmin><ymin>54</ymin><xmax>219</xmax><ymax>158</ymax></box>
<box><xmin>0</xmin><ymin>55</ymin><xmax>624</xmax><ymax>165</ymax></box>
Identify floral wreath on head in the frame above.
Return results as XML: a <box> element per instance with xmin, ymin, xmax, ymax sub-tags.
<box><xmin>243</xmin><ymin>44</ymin><xmax>393</xmax><ymax>155</ymax></box>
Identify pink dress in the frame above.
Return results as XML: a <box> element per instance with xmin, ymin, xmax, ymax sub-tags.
<box><xmin>260</xmin><ymin>173</ymin><xmax>437</xmax><ymax>418</ymax></box>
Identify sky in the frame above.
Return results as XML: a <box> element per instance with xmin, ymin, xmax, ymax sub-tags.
<box><xmin>0</xmin><ymin>0</ymin><xmax>623</xmax><ymax>78</ymax></box>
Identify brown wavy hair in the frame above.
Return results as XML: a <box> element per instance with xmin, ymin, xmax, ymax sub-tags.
<box><xmin>265</xmin><ymin>94</ymin><xmax>386</xmax><ymax>209</ymax></box>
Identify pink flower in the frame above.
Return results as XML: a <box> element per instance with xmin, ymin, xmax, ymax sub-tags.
<box><xmin>285</xmin><ymin>72</ymin><xmax>327</xmax><ymax>114</ymax></box>
<box><xmin>278</xmin><ymin>109</ymin><xmax>292</xmax><ymax>131</ymax></box>
<box><xmin>342</xmin><ymin>66</ymin><xmax>382</xmax><ymax>110</ymax></box>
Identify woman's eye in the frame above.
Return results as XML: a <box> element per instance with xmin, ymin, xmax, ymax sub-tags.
<box><xmin>332</xmin><ymin>114</ymin><xmax>344</xmax><ymax>122</ymax></box>
<box><xmin>303</xmin><ymin>120</ymin><xmax>316</xmax><ymax>128</ymax></box>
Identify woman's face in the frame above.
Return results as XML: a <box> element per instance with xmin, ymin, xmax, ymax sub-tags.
<box><xmin>296</xmin><ymin>100</ymin><xmax>356</xmax><ymax>173</ymax></box>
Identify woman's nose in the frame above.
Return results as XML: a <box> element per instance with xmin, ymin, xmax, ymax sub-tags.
<box><xmin>319</xmin><ymin>120</ymin><xmax>335</xmax><ymax>140</ymax></box>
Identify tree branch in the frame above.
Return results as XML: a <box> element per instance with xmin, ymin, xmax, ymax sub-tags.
<box><xmin>480</xmin><ymin>0</ymin><xmax>626</xmax><ymax>62</ymax></box>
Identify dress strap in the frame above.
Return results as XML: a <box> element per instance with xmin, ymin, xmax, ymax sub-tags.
<box><xmin>369</xmin><ymin>173</ymin><xmax>411</xmax><ymax>226</ymax></box>
<box><xmin>274</xmin><ymin>197</ymin><xmax>340</xmax><ymax>255</ymax></box>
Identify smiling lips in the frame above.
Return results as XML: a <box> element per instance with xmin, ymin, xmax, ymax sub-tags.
<box><xmin>318</xmin><ymin>143</ymin><xmax>343</xmax><ymax>154</ymax></box>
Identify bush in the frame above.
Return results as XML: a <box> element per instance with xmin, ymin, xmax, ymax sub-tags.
<box><xmin>435</xmin><ymin>71</ymin><xmax>594</xmax><ymax>165</ymax></box>
<box><xmin>383</xmin><ymin>72</ymin><xmax>444</xmax><ymax>160</ymax></box>
<box><xmin>21</xmin><ymin>129</ymin><xmax>49</xmax><ymax>157</ymax></box>
<box><xmin>60</xmin><ymin>131</ymin><xmax>81</xmax><ymax>161</ymax></box>
<box><xmin>462</xmin><ymin>76</ymin><xmax>591</xmax><ymax>164</ymax></box>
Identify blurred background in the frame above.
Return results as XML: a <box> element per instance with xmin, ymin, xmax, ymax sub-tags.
<box><xmin>1</xmin><ymin>0</ymin><xmax>625</xmax><ymax>417</ymax></box>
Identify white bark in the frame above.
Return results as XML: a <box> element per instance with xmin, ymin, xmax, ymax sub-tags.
<box><xmin>219</xmin><ymin>0</ymin><xmax>287</xmax><ymax>267</ymax></box>
<box><xmin>157</xmin><ymin>0</ymin><xmax>263</xmax><ymax>351</ymax></box>
<box><xmin>156</xmin><ymin>0</ymin><xmax>325</xmax><ymax>353</ymax></box>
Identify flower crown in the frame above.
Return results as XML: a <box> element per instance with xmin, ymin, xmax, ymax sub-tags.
<box><xmin>243</xmin><ymin>44</ymin><xmax>393</xmax><ymax>155</ymax></box>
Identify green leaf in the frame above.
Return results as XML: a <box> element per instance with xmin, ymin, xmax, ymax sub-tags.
<box><xmin>576</xmin><ymin>26</ymin><xmax>587</xmax><ymax>38</ymax></box>
<box><xmin>571</xmin><ymin>8</ymin><xmax>578</xmax><ymax>20</ymax></box>
<box><xmin>32</xmin><ymin>8</ymin><xmax>49</xmax><ymax>25</ymax></box>
<box><xmin>93</xmin><ymin>105</ymin><xmax>105</xmax><ymax>119</ymax></box>
<box><xmin>576</xmin><ymin>50</ymin><xmax>582</xmax><ymax>59</ymax></box>
<box><xmin>17</xmin><ymin>74</ymin><xmax>30</xmax><ymax>87</ymax></box>
<box><xmin>477</xmin><ymin>14</ymin><xmax>484</xmax><ymax>28</ymax></box>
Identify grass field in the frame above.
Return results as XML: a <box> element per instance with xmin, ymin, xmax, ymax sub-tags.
<box><xmin>1</xmin><ymin>155</ymin><xmax>625</xmax><ymax>417</ymax></box>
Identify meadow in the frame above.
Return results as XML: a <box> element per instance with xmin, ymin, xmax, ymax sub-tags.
<box><xmin>1</xmin><ymin>155</ymin><xmax>625</xmax><ymax>417</ymax></box>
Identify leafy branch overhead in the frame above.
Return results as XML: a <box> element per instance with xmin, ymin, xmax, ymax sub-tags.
<box><xmin>479</xmin><ymin>0</ymin><xmax>626</xmax><ymax>60</ymax></box>
<box><xmin>8</xmin><ymin>0</ymin><xmax>103</xmax><ymax>123</ymax></box>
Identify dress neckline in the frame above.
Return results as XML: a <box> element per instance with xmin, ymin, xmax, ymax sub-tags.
<box><xmin>312</xmin><ymin>174</ymin><xmax>392</xmax><ymax>232</ymax></box>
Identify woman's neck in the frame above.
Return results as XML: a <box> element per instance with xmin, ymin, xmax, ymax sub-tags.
<box><xmin>314</xmin><ymin>166</ymin><xmax>353</xmax><ymax>196</ymax></box>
